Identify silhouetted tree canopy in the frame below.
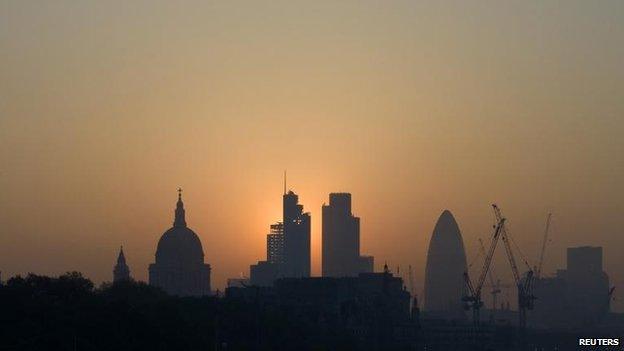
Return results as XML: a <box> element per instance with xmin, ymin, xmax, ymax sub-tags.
<box><xmin>0</xmin><ymin>273</ymin><xmax>357</xmax><ymax>351</ymax></box>
<box><xmin>0</xmin><ymin>273</ymin><xmax>220</xmax><ymax>351</ymax></box>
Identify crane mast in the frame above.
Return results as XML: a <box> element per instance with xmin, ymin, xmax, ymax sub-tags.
<box><xmin>463</xmin><ymin>217</ymin><xmax>505</xmax><ymax>326</ymax></box>
<box><xmin>536</xmin><ymin>213</ymin><xmax>552</xmax><ymax>279</ymax></box>
<box><xmin>479</xmin><ymin>238</ymin><xmax>502</xmax><ymax>312</ymax></box>
<box><xmin>492</xmin><ymin>204</ymin><xmax>535</xmax><ymax>332</ymax></box>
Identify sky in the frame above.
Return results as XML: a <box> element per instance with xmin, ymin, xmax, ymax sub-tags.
<box><xmin>1</xmin><ymin>1</ymin><xmax>623</xmax><ymax>310</ymax></box>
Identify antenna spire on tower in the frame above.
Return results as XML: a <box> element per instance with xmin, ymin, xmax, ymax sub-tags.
<box><xmin>174</xmin><ymin>188</ymin><xmax>186</xmax><ymax>227</ymax></box>
<box><xmin>283</xmin><ymin>170</ymin><xmax>287</xmax><ymax>195</ymax></box>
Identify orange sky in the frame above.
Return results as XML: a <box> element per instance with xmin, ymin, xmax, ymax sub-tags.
<box><xmin>1</xmin><ymin>1</ymin><xmax>623</xmax><ymax>310</ymax></box>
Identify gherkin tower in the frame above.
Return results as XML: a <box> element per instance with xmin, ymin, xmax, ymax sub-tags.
<box><xmin>424</xmin><ymin>210</ymin><xmax>468</xmax><ymax>318</ymax></box>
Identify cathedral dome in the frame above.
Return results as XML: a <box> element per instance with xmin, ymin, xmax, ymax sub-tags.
<box><xmin>154</xmin><ymin>190</ymin><xmax>205</xmax><ymax>267</ymax></box>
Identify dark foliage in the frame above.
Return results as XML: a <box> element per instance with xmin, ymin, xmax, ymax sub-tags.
<box><xmin>0</xmin><ymin>273</ymin><xmax>219</xmax><ymax>351</ymax></box>
<box><xmin>0</xmin><ymin>273</ymin><xmax>358</xmax><ymax>351</ymax></box>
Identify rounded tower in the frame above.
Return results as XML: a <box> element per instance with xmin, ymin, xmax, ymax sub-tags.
<box><xmin>424</xmin><ymin>210</ymin><xmax>468</xmax><ymax>318</ymax></box>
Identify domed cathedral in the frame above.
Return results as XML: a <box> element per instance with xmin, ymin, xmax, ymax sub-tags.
<box><xmin>149</xmin><ymin>189</ymin><xmax>211</xmax><ymax>296</ymax></box>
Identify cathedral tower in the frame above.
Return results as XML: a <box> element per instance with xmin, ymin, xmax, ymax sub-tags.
<box><xmin>113</xmin><ymin>246</ymin><xmax>131</xmax><ymax>282</ymax></box>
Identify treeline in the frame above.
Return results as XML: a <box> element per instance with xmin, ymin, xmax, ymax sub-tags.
<box><xmin>0</xmin><ymin>273</ymin><xmax>356</xmax><ymax>351</ymax></box>
<box><xmin>0</xmin><ymin>273</ymin><xmax>218</xmax><ymax>350</ymax></box>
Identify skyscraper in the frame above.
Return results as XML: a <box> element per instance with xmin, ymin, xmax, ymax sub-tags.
<box><xmin>322</xmin><ymin>193</ymin><xmax>372</xmax><ymax>277</ymax></box>
<box><xmin>424</xmin><ymin>210</ymin><xmax>468</xmax><ymax>318</ymax></box>
<box><xmin>149</xmin><ymin>190</ymin><xmax>211</xmax><ymax>296</ymax></box>
<box><xmin>113</xmin><ymin>246</ymin><xmax>131</xmax><ymax>282</ymax></box>
<box><xmin>282</xmin><ymin>190</ymin><xmax>311</xmax><ymax>278</ymax></box>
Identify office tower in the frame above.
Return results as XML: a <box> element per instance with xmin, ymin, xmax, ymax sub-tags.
<box><xmin>322</xmin><ymin>193</ymin><xmax>374</xmax><ymax>277</ymax></box>
<box><xmin>149</xmin><ymin>190</ymin><xmax>211</xmax><ymax>296</ymax></box>
<box><xmin>113</xmin><ymin>246</ymin><xmax>131</xmax><ymax>282</ymax></box>
<box><xmin>424</xmin><ymin>210</ymin><xmax>468</xmax><ymax>317</ymax></box>
<box><xmin>282</xmin><ymin>190</ymin><xmax>311</xmax><ymax>277</ymax></box>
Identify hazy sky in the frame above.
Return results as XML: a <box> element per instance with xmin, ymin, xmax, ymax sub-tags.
<box><xmin>1</xmin><ymin>1</ymin><xmax>623</xmax><ymax>309</ymax></box>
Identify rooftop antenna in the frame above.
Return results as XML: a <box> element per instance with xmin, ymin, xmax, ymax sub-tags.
<box><xmin>283</xmin><ymin>170</ymin><xmax>287</xmax><ymax>195</ymax></box>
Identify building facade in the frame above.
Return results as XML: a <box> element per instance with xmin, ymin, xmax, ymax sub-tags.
<box><xmin>267</xmin><ymin>222</ymin><xmax>284</xmax><ymax>265</ymax></box>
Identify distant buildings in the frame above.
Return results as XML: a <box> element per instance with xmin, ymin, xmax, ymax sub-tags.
<box><xmin>250</xmin><ymin>260</ymin><xmax>279</xmax><ymax>286</ymax></box>
<box><xmin>565</xmin><ymin>246</ymin><xmax>610</xmax><ymax>321</ymax></box>
<box><xmin>148</xmin><ymin>190</ymin><xmax>211</xmax><ymax>296</ymax></box>
<box><xmin>113</xmin><ymin>246</ymin><xmax>130</xmax><ymax>282</ymax></box>
<box><xmin>251</xmin><ymin>189</ymin><xmax>377</xmax><ymax>286</ymax></box>
<box><xmin>228</xmin><ymin>270</ymin><xmax>415</xmax><ymax>349</ymax></box>
<box><xmin>249</xmin><ymin>222</ymin><xmax>285</xmax><ymax>286</ymax></box>
<box><xmin>424</xmin><ymin>210</ymin><xmax>468</xmax><ymax>318</ymax></box>
<box><xmin>250</xmin><ymin>189</ymin><xmax>311</xmax><ymax>285</ymax></box>
<box><xmin>531</xmin><ymin>246</ymin><xmax>611</xmax><ymax>328</ymax></box>
<box><xmin>227</xmin><ymin>277</ymin><xmax>250</xmax><ymax>288</ymax></box>
<box><xmin>322</xmin><ymin>193</ymin><xmax>374</xmax><ymax>277</ymax></box>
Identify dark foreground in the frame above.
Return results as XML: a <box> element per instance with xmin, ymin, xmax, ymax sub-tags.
<box><xmin>0</xmin><ymin>273</ymin><xmax>620</xmax><ymax>351</ymax></box>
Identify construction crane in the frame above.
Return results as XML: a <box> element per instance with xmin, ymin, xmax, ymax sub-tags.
<box><xmin>463</xmin><ymin>217</ymin><xmax>505</xmax><ymax>326</ymax></box>
<box><xmin>478</xmin><ymin>238</ymin><xmax>502</xmax><ymax>312</ymax></box>
<box><xmin>492</xmin><ymin>204</ymin><xmax>536</xmax><ymax>332</ymax></box>
<box><xmin>536</xmin><ymin>213</ymin><xmax>552</xmax><ymax>279</ymax></box>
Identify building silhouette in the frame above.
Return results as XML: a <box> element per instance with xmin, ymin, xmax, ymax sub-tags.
<box><xmin>322</xmin><ymin>193</ymin><xmax>373</xmax><ymax>277</ymax></box>
<box><xmin>282</xmin><ymin>190</ymin><xmax>311</xmax><ymax>278</ymax></box>
<box><xmin>149</xmin><ymin>189</ymin><xmax>211</xmax><ymax>296</ymax></box>
<box><xmin>250</xmin><ymin>222</ymin><xmax>284</xmax><ymax>286</ymax></box>
<box><xmin>424</xmin><ymin>210</ymin><xmax>468</xmax><ymax>318</ymax></box>
<box><xmin>250</xmin><ymin>187</ymin><xmax>311</xmax><ymax>285</ymax></box>
<box><xmin>227</xmin><ymin>277</ymin><xmax>250</xmax><ymax>288</ymax></box>
<box><xmin>532</xmin><ymin>246</ymin><xmax>610</xmax><ymax>328</ymax></box>
<box><xmin>562</xmin><ymin>246</ymin><xmax>611</xmax><ymax>322</ymax></box>
<box><xmin>359</xmin><ymin>255</ymin><xmax>374</xmax><ymax>273</ymax></box>
<box><xmin>228</xmin><ymin>268</ymin><xmax>415</xmax><ymax>349</ymax></box>
<box><xmin>250</xmin><ymin>260</ymin><xmax>278</xmax><ymax>286</ymax></box>
<box><xmin>113</xmin><ymin>246</ymin><xmax>131</xmax><ymax>282</ymax></box>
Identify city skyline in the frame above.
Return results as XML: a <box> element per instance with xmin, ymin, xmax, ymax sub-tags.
<box><xmin>1</xmin><ymin>1</ymin><xmax>623</xmax><ymax>313</ymax></box>
<box><xmin>0</xmin><ymin>182</ymin><xmax>617</xmax><ymax>310</ymax></box>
